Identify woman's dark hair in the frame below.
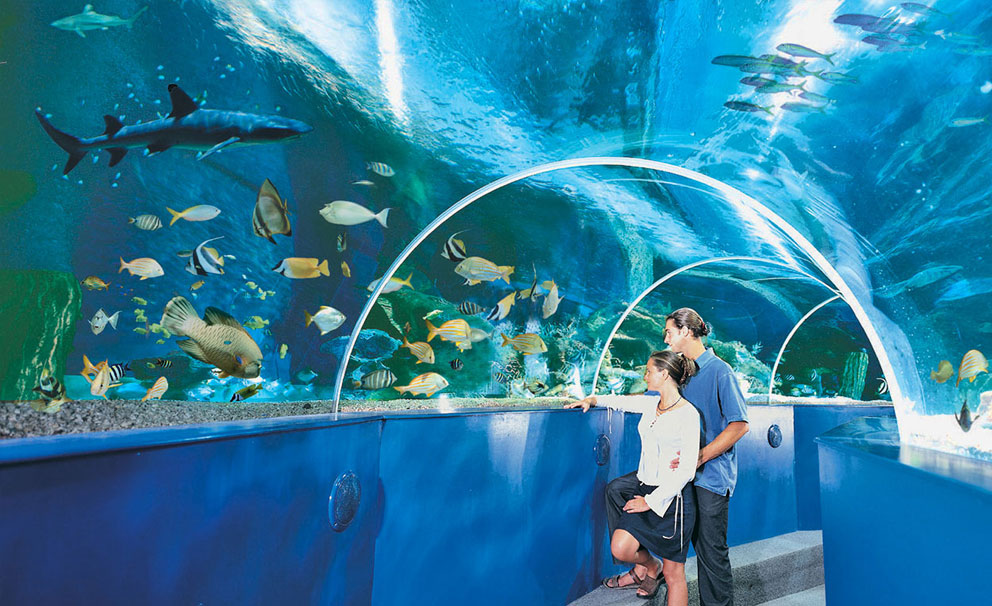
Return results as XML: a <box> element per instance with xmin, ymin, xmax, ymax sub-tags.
<box><xmin>666</xmin><ymin>307</ymin><xmax>711</xmax><ymax>338</ymax></box>
<box><xmin>649</xmin><ymin>350</ymin><xmax>698</xmax><ymax>388</ymax></box>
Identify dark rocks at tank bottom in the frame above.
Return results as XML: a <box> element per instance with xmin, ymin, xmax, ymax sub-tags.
<box><xmin>0</xmin><ymin>398</ymin><xmax>570</xmax><ymax>439</ymax></box>
<box><xmin>0</xmin><ymin>269</ymin><xmax>81</xmax><ymax>401</ymax></box>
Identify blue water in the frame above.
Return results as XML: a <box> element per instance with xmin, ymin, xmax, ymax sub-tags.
<box><xmin>3</xmin><ymin>0</ymin><xmax>991</xmax><ymax>458</ymax></box>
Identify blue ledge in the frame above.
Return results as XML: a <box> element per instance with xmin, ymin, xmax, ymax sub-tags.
<box><xmin>815</xmin><ymin>416</ymin><xmax>992</xmax><ymax>495</ymax></box>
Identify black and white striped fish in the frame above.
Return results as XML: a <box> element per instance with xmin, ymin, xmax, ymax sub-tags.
<box><xmin>457</xmin><ymin>301</ymin><xmax>485</xmax><ymax>315</ymax></box>
<box><xmin>107</xmin><ymin>362</ymin><xmax>130</xmax><ymax>383</ymax></box>
<box><xmin>441</xmin><ymin>231</ymin><xmax>468</xmax><ymax>262</ymax></box>
<box><xmin>186</xmin><ymin>236</ymin><xmax>225</xmax><ymax>276</ymax></box>
<box><xmin>877</xmin><ymin>377</ymin><xmax>888</xmax><ymax>395</ymax></box>
<box><xmin>152</xmin><ymin>358</ymin><xmax>172</xmax><ymax>369</ymax></box>
<box><xmin>367</xmin><ymin>161</ymin><xmax>395</xmax><ymax>177</ymax></box>
<box><xmin>493</xmin><ymin>371</ymin><xmax>510</xmax><ymax>384</ymax></box>
<box><xmin>128</xmin><ymin>214</ymin><xmax>162</xmax><ymax>231</ymax></box>
<box><xmin>450</xmin><ymin>358</ymin><xmax>464</xmax><ymax>371</ymax></box>
<box><xmin>354</xmin><ymin>369</ymin><xmax>397</xmax><ymax>390</ymax></box>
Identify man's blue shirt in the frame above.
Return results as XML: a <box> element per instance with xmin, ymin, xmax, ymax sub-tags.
<box><xmin>681</xmin><ymin>348</ymin><xmax>749</xmax><ymax>496</ymax></box>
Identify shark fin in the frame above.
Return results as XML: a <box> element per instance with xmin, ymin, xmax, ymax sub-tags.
<box><xmin>146</xmin><ymin>141</ymin><xmax>172</xmax><ymax>154</ymax></box>
<box><xmin>166</xmin><ymin>84</ymin><xmax>199</xmax><ymax>119</ymax></box>
<box><xmin>108</xmin><ymin>148</ymin><xmax>127</xmax><ymax>167</ymax></box>
<box><xmin>76</xmin><ymin>29</ymin><xmax>86</xmax><ymax>38</ymax></box>
<box><xmin>197</xmin><ymin>136</ymin><xmax>240</xmax><ymax>160</ymax></box>
<box><xmin>103</xmin><ymin>115</ymin><xmax>124</xmax><ymax>136</ymax></box>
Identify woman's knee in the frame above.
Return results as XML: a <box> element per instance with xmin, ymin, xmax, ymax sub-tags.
<box><xmin>610</xmin><ymin>531</ymin><xmax>638</xmax><ymax>561</ymax></box>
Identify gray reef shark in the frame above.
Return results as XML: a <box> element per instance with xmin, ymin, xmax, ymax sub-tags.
<box><xmin>51</xmin><ymin>5</ymin><xmax>149</xmax><ymax>37</ymax></box>
<box><xmin>36</xmin><ymin>84</ymin><xmax>313</xmax><ymax>173</ymax></box>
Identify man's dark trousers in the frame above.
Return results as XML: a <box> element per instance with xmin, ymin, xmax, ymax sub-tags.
<box><xmin>692</xmin><ymin>484</ymin><xmax>733</xmax><ymax>605</ymax></box>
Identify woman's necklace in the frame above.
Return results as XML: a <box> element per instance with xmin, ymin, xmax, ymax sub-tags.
<box><xmin>651</xmin><ymin>395</ymin><xmax>682</xmax><ymax>427</ymax></box>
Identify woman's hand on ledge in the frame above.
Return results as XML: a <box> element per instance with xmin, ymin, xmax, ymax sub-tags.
<box><xmin>564</xmin><ymin>396</ymin><xmax>596</xmax><ymax>412</ymax></box>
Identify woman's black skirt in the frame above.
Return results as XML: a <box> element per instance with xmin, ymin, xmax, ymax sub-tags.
<box><xmin>617</xmin><ymin>481</ymin><xmax>696</xmax><ymax>563</ymax></box>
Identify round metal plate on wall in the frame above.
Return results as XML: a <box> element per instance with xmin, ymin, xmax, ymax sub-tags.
<box><xmin>767</xmin><ymin>424</ymin><xmax>783</xmax><ymax>448</ymax></box>
<box><xmin>328</xmin><ymin>471</ymin><xmax>361</xmax><ymax>532</ymax></box>
<box><xmin>595</xmin><ymin>434</ymin><xmax>611</xmax><ymax>466</ymax></box>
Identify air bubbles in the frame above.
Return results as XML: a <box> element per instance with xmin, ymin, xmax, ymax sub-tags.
<box><xmin>111</xmin><ymin>182</ymin><xmax>119</xmax><ymax>188</ymax></box>
<box><xmin>157</xmin><ymin>65</ymin><xmax>164</xmax><ymax>71</ymax></box>
<box><xmin>157</xmin><ymin>75</ymin><xmax>165</xmax><ymax>80</ymax></box>
<box><xmin>982</xmin><ymin>81</ymin><xmax>992</xmax><ymax>94</ymax></box>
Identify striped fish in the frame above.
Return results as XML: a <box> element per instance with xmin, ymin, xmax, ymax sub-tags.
<box><xmin>32</xmin><ymin>368</ymin><xmax>67</xmax><ymax>404</ymax></box>
<box><xmin>119</xmin><ymin>256</ymin><xmax>164</xmax><ymax>280</ymax></box>
<box><xmin>493</xmin><ymin>371</ymin><xmax>510</xmax><ymax>384</ymax></box>
<box><xmin>458</xmin><ymin>301</ymin><xmax>485</xmax><ymax>315</ymax></box>
<box><xmin>141</xmin><ymin>376</ymin><xmax>168</xmax><ymax>402</ymax></box>
<box><xmin>337</xmin><ymin>232</ymin><xmax>347</xmax><ymax>252</ymax></box>
<box><xmin>401</xmin><ymin>336</ymin><xmax>435</xmax><ymax>364</ymax></box>
<box><xmin>957</xmin><ymin>349</ymin><xmax>988</xmax><ymax>386</ymax></box>
<box><xmin>394</xmin><ymin>372</ymin><xmax>448</xmax><ymax>397</ymax></box>
<box><xmin>487</xmin><ymin>292</ymin><xmax>516</xmax><ymax>321</ymax></box>
<box><xmin>186</xmin><ymin>236</ymin><xmax>225</xmax><ymax>276</ymax></box>
<box><xmin>454</xmin><ymin>256</ymin><xmax>514</xmax><ymax>285</ymax></box>
<box><xmin>90</xmin><ymin>365</ymin><xmax>113</xmax><ymax>399</ymax></box>
<box><xmin>450</xmin><ymin>358</ymin><xmax>463</xmax><ymax>371</ymax></box>
<box><xmin>441</xmin><ymin>231</ymin><xmax>468</xmax><ymax>262</ymax></box>
<box><xmin>149</xmin><ymin>358</ymin><xmax>172</xmax><ymax>369</ymax></box>
<box><xmin>107</xmin><ymin>362</ymin><xmax>130</xmax><ymax>383</ymax></box>
<box><xmin>231</xmin><ymin>383</ymin><xmax>263</xmax><ymax>402</ymax></box>
<box><xmin>128</xmin><ymin>214</ymin><xmax>162</xmax><ymax>231</ymax></box>
<box><xmin>252</xmin><ymin>179</ymin><xmax>292</xmax><ymax>244</ymax></box>
<box><xmin>425</xmin><ymin>319</ymin><xmax>471</xmax><ymax>344</ymax></box>
<box><xmin>500</xmin><ymin>332</ymin><xmax>548</xmax><ymax>355</ymax></box>
<box><xmin>367</xmin><ymin>161</ymin><xmax>395</xmax><ymax>177</ymax></box>
<box><xmin>355</xmin><ymin>369</ymin><xmax>397</xmax><ymax>390</ymax></box>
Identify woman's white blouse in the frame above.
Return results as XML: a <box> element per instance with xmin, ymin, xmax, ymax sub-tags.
<box><xmin>597</xmin><ymin>394</ymin><xmax>702</xmax><ymax>517</ymax></box>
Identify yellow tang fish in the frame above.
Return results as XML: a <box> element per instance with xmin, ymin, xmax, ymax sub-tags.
<box><xmin>279</xmin><ymin>344</ymin><xmax>289</xmax><ymax>359</ymax></box>
<box><xmin>190</xmin><ymin>280</ymin><xmax>205</xmax><ymax>291</ymax></box>
<box><xmin>930</xmin><ymin>360</ymin><xmax>953</xmax><ymax>383</ymax></box>
<box><xmin>141</xmin><ymin>376</ymin><xmax>169</xmax><ymax>402</ymax></box>
<box><xmin>161</xmin><ymin>296</ymin><xmax>263</xmax><ymax>379</ymax></box>
<box><xmin>454</xmin><ymin>256</ymin><xmax>514</xmax><ymax>285</ymax></box>
<box><xmin>394</xmin><ymin>372</ymin><xmax>449</xmax><ymax>397</ymax></box>
<box><xmin>341</xmin><ymin>261</ymin><xmax>351</xmax><ymax>278</ymax></box>
<box><xmin>81</xmin><ymin>276</ymin><xmax>110</xmax><ymax>290</ymax></box>
<box><xmin>487</xmin><ymin>291</ymin><xmax>516</xmax><ymax>322</ymax></box>
<box><xmin>501</xmin><ymin>332</ymin><xmax>548</xmax><ymax>356</ymax></box>
<box><xmin>401</xmin><ymin>335</ymin><xmax>435</xmax><ymax>364</ymax></box>
<box><xmin>132</xmin><ymin>297</ymin><xmax>148</xmax><ymax>306</ymax></box>
<box><xmin>119</xmin><ymin>256</ymin><xmax>164</xmax><ymax>280</ymax></box>
<box><xmin>272</xmin><ymin>257</ymin><xmax>329</xmax><ymax>279</ymax></box>
<box><xmin>957</xmin><ymin>350</ymin><xmax>989</xmax><ymax>386</ymax></box>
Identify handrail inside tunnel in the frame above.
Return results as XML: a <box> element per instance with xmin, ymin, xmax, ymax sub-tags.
<box><xmin>333</xmin><ymin>157</ymin><xmax>913</xmax><ymax>430</ymax></box>
<box><xmin>590</xmin><ymin>256</ymin><xmax>841</xmax><ymax>395</ymax></box>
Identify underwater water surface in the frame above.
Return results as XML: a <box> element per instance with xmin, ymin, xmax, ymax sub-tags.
<box><xmin>2</xmin><ymin>0</ymin><xmax>991</xmax><ymax>459</ymax></box>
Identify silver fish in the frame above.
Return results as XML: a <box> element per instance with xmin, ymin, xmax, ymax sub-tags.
<box><xmin>89</xmin><ymin>308</ymin><xmax>120</xmax><ymax>335</ymax></box>
<box><xmin>128</xmin><ymin>214</ymin><xmax>162</xmax><ymax>231</ymax></box>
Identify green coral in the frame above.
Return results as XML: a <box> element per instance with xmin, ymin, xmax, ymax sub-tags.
<box><xmin>0</xmin><ymin>270</ymin><xmax>81</xmax><ymax>401</ymax></box>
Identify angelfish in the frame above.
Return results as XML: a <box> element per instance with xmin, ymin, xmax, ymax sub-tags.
<box><xmin>253</xmin><ymin>179</ymin><xmax>292</xmax><ymax>243</ymax></box>
<box><xmin>441</xmin><ymin>231</ymin><xmax>468</xmax><ymax>262</ymax></box>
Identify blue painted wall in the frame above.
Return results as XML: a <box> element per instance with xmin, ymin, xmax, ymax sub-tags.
<box><xmin>817</xmin><ymin>417</ymin><xmax>992</xmax><ymax>606</ymax></box>
<box><xmin>793</xmin><ymin>405</ymin><xmax>895</xmax><ymax>530</ymax></box>
<box><xmin>0</xmin><ymin>404</ymin><xmax>891</xmax><ymax>604</ymax></box>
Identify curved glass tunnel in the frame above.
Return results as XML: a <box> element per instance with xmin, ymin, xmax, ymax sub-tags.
<box><xmin>1</xmin><ymin>0</ymin><xmax>990</xmax><ymax>465</ymax></box>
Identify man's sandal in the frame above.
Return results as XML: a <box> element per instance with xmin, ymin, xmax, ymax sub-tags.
<box><xmin>601</xmin><ymin>567</ymin><xmax>642</xmax><ymax>589</ymax></box>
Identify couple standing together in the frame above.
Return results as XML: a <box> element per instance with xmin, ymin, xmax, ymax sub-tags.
<box><xmin>566</xmin><ymin>308</ymin><xmax>749</xmax><ymax>605</ymax></box>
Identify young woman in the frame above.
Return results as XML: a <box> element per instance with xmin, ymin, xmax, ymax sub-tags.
<box><xmin>565</xmin><ymin>350</ymin><xmax>701</xmax><ymax>603</ymax></box>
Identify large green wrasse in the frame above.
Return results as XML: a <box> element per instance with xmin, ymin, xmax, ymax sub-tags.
<box><xmin>161</xmin><ymin>296</ymin><xmax>263</xmax><ymax>379</ymax></box>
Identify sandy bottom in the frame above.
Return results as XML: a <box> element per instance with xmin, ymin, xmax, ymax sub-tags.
<box><xmin>0</xmin><ymin>397</ymin><xmax>570</xmax><ymax>440</ymax></box>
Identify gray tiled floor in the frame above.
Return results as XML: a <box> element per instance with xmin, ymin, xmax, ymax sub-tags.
<box><xmin>756</xmin><ymin>584</ymin><xmax>826</xmax><ymax>606</ymax></box>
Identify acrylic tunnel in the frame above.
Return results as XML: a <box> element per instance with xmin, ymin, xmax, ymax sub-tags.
<box><xmin>1</xmin><ymin>1</ymin><xmax>991</xmax><ymax>605</ymax></box>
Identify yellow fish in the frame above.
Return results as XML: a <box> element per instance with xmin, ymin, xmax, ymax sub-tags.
<box><xmin>81</xmin><ymin>276</ymin><xmax>110</xmax><ymax>290</ymax></box>
<box><xmin>367</xmin><ymin>273</ymin><xmax>414</xmax><ymax>293</ymax></box>
<box><xmin>279</xmin><ymin>344</ymin><xmax>289</xmax><ymax>359</ymax></box>
<box><xmin>501</xmin><ymin>332</ymin><xmax>548</xmax><ymax>355</ymax></box>
<box><xmin>161</xmin><ymin>296</ymin><xmax>263</xmax><ymax>379</ymax></box>
<box><xmin>155</xmin><ymin>339</ymin><xmax>165</xmax><ymax>344</ymax></box>
<box><xmin>957</xmin><ymin>350</ymin><xmax>989</xmax><ymax>386</ymax></box>
<box><xmin>166</xmin><ymin>204</ymin><xmax>221</xmax><ymax>226</ymax></box>
<box><xmin>132</xmin><ymin>297</ymin><xmax>148</xmax><ymax>306</ymax></box>
<box><xmin>930</xmin><ymin>360</ymin><xmax>953</xmax><ymax>383</ymax></box>
<box><xmin>231</xmin><ymin>383</ymin><xmax>263</xmax><ymax>401</ymax></box>
<box><xmin>401</xmin><ymin>335</ymin><xmax>435</xmax><ymax>364</ymax></box>
<box><xmin>243</xmin><ymin>316</ymin><xmax>269</xmax><ymax>330</ymax></box>
<box><xmin>245</xmin><ymin>281</ymin><xmax>258</xmax><ymax>290</ymax></box>
<box><xmin>273</xmin><ymin>257</ymin><xmax>329</xmax><ymax>279</ymax></box>
<box><xmin>89</xmin><ymin>364</ymin><xmax>115</xmax><ymax>400</ymax></box>
<box><xmin>394</xmin><ymin>372</ymin><xmax>449</xmax><ymax>397</ymax></box>
<box><xmin>425</xmin><ymin>319</ymin><xmax>472</xmax><ymax>345</ymax></box>
<box><xmin>133</xmin><ymin>327</ymin><xmax>148</xmax><ymax>335</ymax></box>
<box><xmin>141</xmin><ymin>377</ymin><xmax>169</xmax><ymax>402</ymax></box>
<box><xmin>341</xmin><ymin>261</ymin><xmax>351</xmax><ymax>278</ymax></box>
<box><xmin>190</xmin><ymin>280</ymin><xmax>205</xmax><ymax>291</ymax></box>
<box><xmin>119</xmin><ymin>256</ymin><xmax>164</xmax><ymax>280</ymax></box>
<box><xmin>81</xmin><ymin>354</ymin><xmax>108</xmax><ymax>382</ymax></box>
<box><xmin>487</xmin><ymin>291</ymin><xmax>516</xmax><ymax>322</ymax></box>
<box><xmin>454</xmin><ymin>256</ymin><xmax>514</xmax><ymax>285</ymax></box>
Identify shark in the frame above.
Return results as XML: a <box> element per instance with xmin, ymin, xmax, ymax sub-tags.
<box><xmin>51</xmin><ymin>5</ymin><xmax>149</xmax><ymax>37</ymax></box>
<box><xmin>36</xmin><ymin>84</ymin><xmax>313</xmax><ymax>174</ymax></box>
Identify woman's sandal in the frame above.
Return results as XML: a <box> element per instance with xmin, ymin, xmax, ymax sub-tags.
<box><xmin>636</xmin><ymin>561</ymin><xmax>662</xmax><ymax>599</ymax></box>
<box><xmin>602</xmin><ymin>566</ymin><xmax>642</xmax><ymax>589</ymax></box>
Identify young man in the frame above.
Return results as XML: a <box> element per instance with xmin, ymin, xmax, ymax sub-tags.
<box><xmin>664</xmin><ymin>308</ymin><xmax>749</xmax><ymax>606</ymax></box>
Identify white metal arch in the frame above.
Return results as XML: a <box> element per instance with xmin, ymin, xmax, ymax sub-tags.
<box><xmin>591</xmin><ymin>256</ymin><xmax>840</xmax><ymax>394</ymax></box>
<box><xmin>332</xmin><ymin>157</ymin><xmax>906</xmax><ymax>414</ymax></box>
<box><xmin>767</xmin><ymin>296</ymin><xmax>843</xmax><ymax>401</ymax></box>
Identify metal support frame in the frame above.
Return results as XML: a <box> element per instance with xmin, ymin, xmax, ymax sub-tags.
<box><xmin>767</xmin><ymin>295</ymin><xmax>842</xmax><ymax>402</ymax></box>
<box><xmin>332</xmin><ymin>157</ymin><xmax>905</xmax><ymax>415</ymax></box>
